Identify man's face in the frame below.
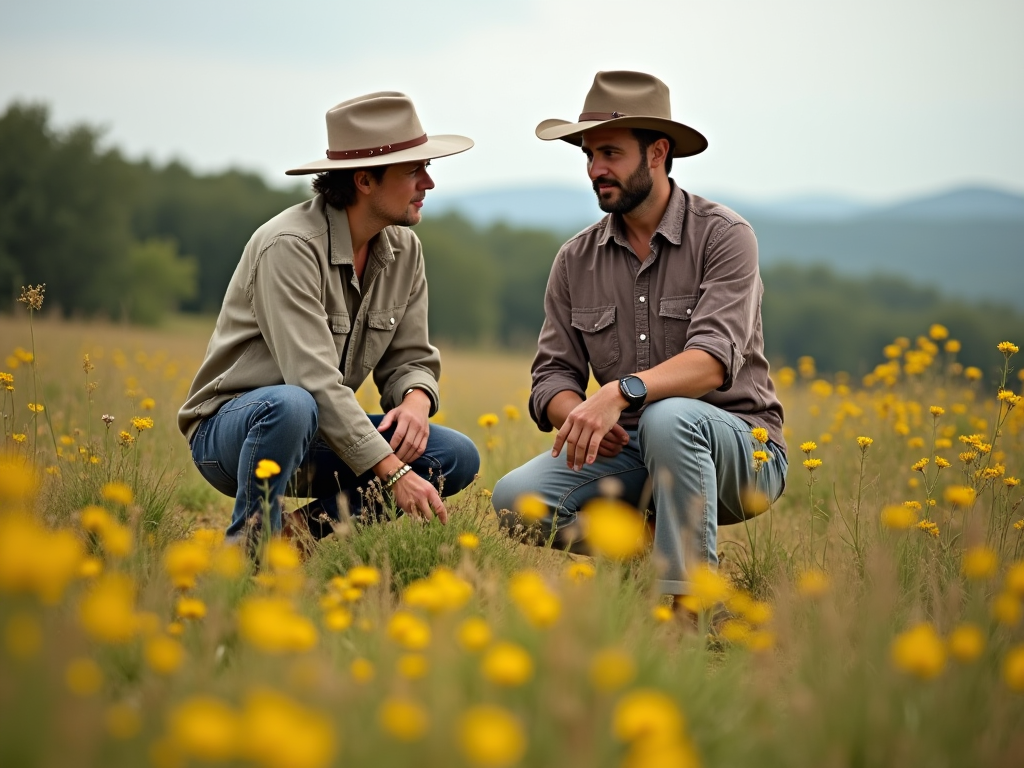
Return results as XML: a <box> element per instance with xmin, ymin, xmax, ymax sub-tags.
<box><xmin>367</xmin><ymin>160</ymin><xmax>435</xmax><ymax>226</ymax></box>
<box><xmin>581</xmin><ymin>128</ymin><xmax>653</xmax><ymax>215</ymax></box>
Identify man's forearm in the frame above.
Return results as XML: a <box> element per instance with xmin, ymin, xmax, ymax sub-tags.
<box><xmin>636</xmin><ymin>349</ymin><xmax>726</xmax><ymax>403</ymax></box>
<box><xmin>545</xmin><ymin>390</ymin><xmax>585</xmax><ymax>431</ymax></box>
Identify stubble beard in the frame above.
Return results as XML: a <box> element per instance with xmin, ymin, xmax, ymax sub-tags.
<box><xmin>369</xmin><ymin>196</ymin><xmax>421</xmax><ymax>228</ymax></box>
<box><xmin>593</xmin><ymin>155</ymin><xmax>654</xmax><ymax>215</ymax></box>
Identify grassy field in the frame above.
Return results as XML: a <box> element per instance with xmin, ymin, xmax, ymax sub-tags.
<box><xmin>2</xmin><ymin>307</ymin><xmax>1024</xmax><ymax>768</ymax></box>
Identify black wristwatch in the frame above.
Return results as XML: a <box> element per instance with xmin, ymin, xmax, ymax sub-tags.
<box><xmin>618</xmin><ymin>375</ymin><xmax>648</xmax><ymax>412</ymax></box>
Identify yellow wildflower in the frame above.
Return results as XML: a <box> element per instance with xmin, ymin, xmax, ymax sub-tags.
<box><xmin>78</xmin><ymin>574</ymin><xmax>137</xmax><ymax>644</ymax></box>
<box><xmin>944</xmin><ymin>485</ymin><xmax>976</xmax><ymax>507</ymax></box>
<box><xmin>945</xmin><ymin>339</ymin><xmax>961</xmax><ymax>353</ymax></box>
<box><xmin>176</xmin><ymin>597</ymin><xmax>207</xmax><ymax>620</ymax></box>
<box><xmin>323</xmin><ymin>607</ymin><xmax>352</xmax><ymax>633</ymax></box>
<box><xmin>145</xmin><ymin>635</ymin><xmax>185</xmax><ymax>675</ymax></box>
<box><xmin>613</xmin><ymin>689</ymin><xmax>684</xmax><ymax>743</ymax></box>
<box><xmin>117</xmin><ymin>430</ymin><xmax>135</xmax><ymax>447</ymax></box>
<box><xmin>379</xmin><ymin>697</ymin><xmax>429</xmax><ymax>742</ymax></box>
<box><xmin>255</xmin><ymin>459</ymin><xmax>281</xmax><ymax>479</ymax></box>
<box><xmin>130</xmin><ymin>416</ymin><xmax>153</xmax><ymax>431</ymax></box>
<box><xmin>928</xmin><ymin>323</ymin><xmax>949</xmax><ymax>340</ymax></box>
<box><xmin>751</xmin><ymin>427</ymin><xmax>768</xmax><ymax>444</ymax></box>
<box><xmin>1006</xmin><ymin>562</ymin><xmax>1024</xmax><ymax>596</ymax></box>
<box><xmin>238</xmin><ymin>597</ymin><xmax>318</xmax><ymax>654</ymax></box>
<box><xmin>140</xmin><ymin>397</ymin><xmax>156</xmax><ymax>410</ymax></box>
<box><xmin>397</xmin><ymin>653</ymin><xmax>429</xmax><ymax>680</ymax></box>
<box><xmin>1004</xmin><ymin>646</ymin><xmax>1024</xmax><ymax>691</ymax></box>
<box><xmin>456</xmin><ymin>617</ymin><xmax>492</xmax><ymax>652</ymax></box>
<box><xmin>458</xmin><ymin>532</ymin><xmax>480</xmax><ymax>550</ymax></box>
<box><xmin>12</xmin><ymin>433</ymin><xmax>26</xmax><ymax>443</ymax></box>
<box><xmin>502</xmin><ymin>405</ymin><xmax>520</xmax><ymax>421</ymax></box>
<box><xmin>799</xmin><ymin>441</ymin><xmax>817</xmax><ymax>454</ymax></box>
<box><xmin>796</xmin><ymin>569</ymin><xmax>830</xmax><ymax>598</ymax></box>
<box><xmin>564</xmin><ymin>561</ymin><xmax>596</xmax><ymax>583</ymax></box>
<box><xmin>101</xmin><ymin>482</ymin><xmax>134</xmax><ymax>506</ymax></box>
<box><xmin>948</xmin><ymin>624</ymin><xmax>985</xmax><ymax>663</ymax></box>
<box><xmin>688</xmin><ymin>565</ymin><xmax>732</xmax><ymax>610</ymax></box>
<box><xmin>347</xmin><ymin>565</ymin><xmax>381</xmax><ymax>587</ymax></box>
<box><xmin>509</xmin><ymin>570</ymin><xmax>562</xmax><ymax>628</ymax></box>
<box><xmin>652</xmin><ymin>604</ymin><xmax>674</xmax><ymax>622</ymax></box>
<box><xmin>752</xmin><ymin>450</ymin><xmax>770</xmax><ymax>465</ymax></box>
<box><xmin>1005</xmin><ymin>477</ymin><xmax>1020</xmax><ymax>488</ymax></box>
<box><xmin>997</xmin><ymin>341</ymin><xmax>1019</xmax><ymax>356</ymax></box>
<box><xmin>911</xmin><ymin>458</ymin><xmax>929</xmax><ymax>472</ymax></box>
<box><xmin>387</xmin><ymin>610</ymin><xmax>431</xmax><ymax>650</ymax></box>
<box><xmin>168</xmin><ymin>696</ymin><xmax>240</xmax><ymax>762</ymax></box>
<box><xmin>27</xmin><ymin>403</ymin><xmax>44</xmax><ymax>413</ymax></box>
<box><xmin>481</xmin><ymin>642</ymin><xmax>533</xmax><ymax>687</ymax></box>
<box><xmin>856</xmin><ymin>436</ymin><xmax>873</xmax><ymax>449</ymax></box>
<box><xmin>513</xmin><ymin>493</ymin><xmax>548</xmax><ymax>523</ymax></box>
<box><xmin>891</xmin><ymin>623</ymin><xmax>946</xmax><ymax>680</ymax></box>
<box><xmin>477</xmin><ymin>413</ymin><xmax>499</xmax><ymax>428</ymax></box>
<box><xmin>458</xmin><ymin>705</ymin><xmax>526</xmax><ymax>768</ymax></box>
<box><xmin>916</xmin><ymin>520</ymin><xmax>940</xmax><ymax>538</ymax></box>
<box><xmin>964</xmin><ymin>366</ymin><xmax>983</xmax><ymax>381</ymax></box>
<box><xmin>803</xmin><ymin>458</ymin><xmax>822</xmax><ymax>471</ymax></box>
<box><xmin>881</xmin><ymin>505</ymin><xmax>916</xmax><ymax>530</ymax></box>
<box><xmin>934</xmin><ymin>457</ymin><xmax>950</xmax><ymax>469</ymax></box>
<box><xmin>582</xmin><ymin>498</ymin><xmax>647</xmax><ymax>560</ymax></box>
<box><xmin>929</xmin><ymin>405</ymin><xmax>945</xmax><ymax>417</ymax></box>
<box><xmin>588</xmin><ymin>648</ymin><xmax>636</xmax><ymax>692</ymax></box>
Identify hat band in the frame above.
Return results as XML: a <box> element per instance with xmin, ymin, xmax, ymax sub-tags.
<box><xmin>578</xmin><ymin>111</ymin><xmax>629</xmax><ymax>121</ymax></box>
<box><xmin>326</xmin><ymin>134</ymin><xmax>428</xmax><ymax>160</ymax></box>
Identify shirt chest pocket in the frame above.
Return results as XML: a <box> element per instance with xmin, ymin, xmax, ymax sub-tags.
<box><xmin>659</xmin><ymin>295</ymin><xmax>698</xmax><ymax>358</ymax></box>
<box><xmin>364</xmin><ymin>303</ymin><xmax>408</xmax><ymax>368</ymax></box>
<box><xmin>328</xmin><ymin>312</ymin><xmax>351</xmax><ymax>362</ymax></box>
<box><xmin>571</xmin><ymin>306</ymin><xmax>620</xmax><ymax>370</ymax></box>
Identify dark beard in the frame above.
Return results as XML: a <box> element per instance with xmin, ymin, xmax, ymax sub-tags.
<box><xmin>593</xmin><ymin>155</ymin><xmax>654</xmax><ymax>214</ymax></box>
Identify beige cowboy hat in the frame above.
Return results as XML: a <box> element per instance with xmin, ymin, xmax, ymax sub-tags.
<box><xmin>286</xmin><ymin>91</ymin><xmax>473</xmax><ymax>175</ymax></box>
<box><xmin>536</xmin><ymin>71</ymin><xmax>708</xmax><ymax>157</ymax></box>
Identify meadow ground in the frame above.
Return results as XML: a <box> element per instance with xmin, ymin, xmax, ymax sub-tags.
<box><xmin>2</xmin><ymin>305</ymin><xmax>1024</xmax><ymax>768</ymax></box>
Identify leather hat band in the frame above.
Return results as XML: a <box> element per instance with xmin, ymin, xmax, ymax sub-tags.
<box><xmin>578</xmin><ymin>111</ymin><xmax>629</xmax><ymax>121</ymax></box>
<box><xmin>326</xmin><ymin>133</ymin><xmax>428</xmax><ymax>160</ymax></box>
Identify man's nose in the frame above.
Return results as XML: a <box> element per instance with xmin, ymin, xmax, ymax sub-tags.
<box><xmin>419</xmin><ymin>170</ymin><xmax>435</xmax><ymax>190</ymax></box>
<box><xmin>587</xmin><ymin>158</ymin><xmax>606</xmax><ymax>180</ymax></box>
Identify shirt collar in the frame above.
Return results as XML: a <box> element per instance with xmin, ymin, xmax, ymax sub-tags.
<box><xmin>325</xmin><ymin>199</ymin><xmax>396</xmax><ymax>268</ymax></box>
<box><xmin>597</xmin><ymin>180</ymin><xmax>686</xmax><ymax>249</ymax></box>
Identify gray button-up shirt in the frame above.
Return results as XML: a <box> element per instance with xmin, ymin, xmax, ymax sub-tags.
<box><xmin>178</xmin><ymin>195</ymin><xmax>442</xmax><ymax>475</ymax></box>
<box><xmin>529</xmin><ymin>183</ymin><xmax>785</xmax><ymax>452</ymax></box>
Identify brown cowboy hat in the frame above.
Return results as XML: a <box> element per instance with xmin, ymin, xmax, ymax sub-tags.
<box><xmin>536</xmin><ymin>71</ymin><xmax>708</xmax><ymax>157</ymax></box>
<box><xmin>286</xmin><ymin>91</ymin><xmax>473</xmax><ymax>175</ymax></box>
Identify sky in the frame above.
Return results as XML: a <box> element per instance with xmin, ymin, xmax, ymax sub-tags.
<box><xmin>2</xmin><ymin>0</ymin><xmax>1022</xmax><ymax>202</ymax></box>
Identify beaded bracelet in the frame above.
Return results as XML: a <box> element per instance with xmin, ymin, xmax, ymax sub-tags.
<box><xmin>383</xmin><ymin>463</ymin><xmax>413</xmax><ymax>491</ymax></box>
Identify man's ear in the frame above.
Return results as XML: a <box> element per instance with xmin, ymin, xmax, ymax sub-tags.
<box><xmin>353</xmin><ymin>169</ymin><xmax>376</xmax><ymax>196</ymax></box>
<box><xmin>649</xmin><ymin>137</ymin><xmax>670</xmax><ymax>172</ymax></box>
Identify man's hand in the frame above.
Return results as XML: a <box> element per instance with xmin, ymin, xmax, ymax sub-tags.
<box><xmin>551</xmin><ymin>383</ymin><xmax>629</xmax><ymax>470</ymax></box>
<box><xmin>377</xmin><ymin>388</ymin><xmax>432</xmax><ymax>463</ymax></box>
<box><xmin>391</xmin><ymin>470</ymin><xmax>448</xmax><ymax>524</ymax></box>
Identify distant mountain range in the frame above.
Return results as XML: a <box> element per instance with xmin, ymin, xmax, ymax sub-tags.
<box><xmin>426</xmin><ymin>185</ymin><xmax>1024</xmax><ymax>310</ymax></box>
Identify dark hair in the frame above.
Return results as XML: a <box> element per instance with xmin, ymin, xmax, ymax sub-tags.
<box><xmin>632</xmin><ymin>129</ymin><xmax>675</xmax><ymax>175</ymax></box>
<box><xmin>311</xmin><ymin>166</ymin><xmax>388</xmax><ymax>209</ymax></box>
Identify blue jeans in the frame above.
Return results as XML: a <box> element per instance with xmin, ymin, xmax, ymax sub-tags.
<box><xmin>491</xmin><ymin>398</ymin><xmax>787</xmax><ymax>595</ymax></box>
<box><xmin>190</xmin><ymin>385</ymin><xmax>480</xmax><ymax>539</ymax></box>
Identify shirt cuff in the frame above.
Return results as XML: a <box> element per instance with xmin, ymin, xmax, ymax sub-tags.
<box><xmin>684</xmin><ymin>335</ymin><xmax>743</xmax><ymax>392</ymax></box>
<box><xmin>529</xmin><ymin>377</ymin><xmax>586</xmax><ymax>432</ymax></box>
<box><xmin>339</xmin><ymin>429</ymin><xmax>395</xmax><ymax>477</ymax></box>
<box><xmin>384</xmin><ymin>372</ymin><xmax>440</xmax><ymax>416</ymax></box>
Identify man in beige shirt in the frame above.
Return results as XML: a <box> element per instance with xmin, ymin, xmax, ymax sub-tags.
<box><xmin>493</xmin><ymin>72</ymin><xmax>787</xmax><ymax>598</ymax></box>
<box><xmin>179</xmin><ymin>92</ymin><xmax>479</xmax><ymax>544</ymax></box>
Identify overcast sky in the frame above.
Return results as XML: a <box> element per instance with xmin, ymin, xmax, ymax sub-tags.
<box><xmin>2</xmin><ymin>0</ymin><xmax>1022</xmax><ymax>201</ymax></box>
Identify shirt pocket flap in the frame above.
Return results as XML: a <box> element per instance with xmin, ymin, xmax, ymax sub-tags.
<box><xmin>570</xmin><ymin>306</ymin><xmax>616</xmax><ymax>333</ymax></box>
<box><xmin>367</xmin><ymin>304</ymin><xmax>407</xmax><ymax>330</ymax></box>
<box><xmin>659</xmin><ymin>295</ymin><xmax>698</xmax><ymax>320</ymax></box>
<box><xmin>328</xmin><ymin>313</ymin><xmax>351</xmax><ymax>334</ymax></box>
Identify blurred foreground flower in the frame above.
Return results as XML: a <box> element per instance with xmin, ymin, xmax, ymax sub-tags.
<box><xmin>961</xmin><ymin>546</ymin><xmax>998</xmax><ymax>580</ymax></box>
<box><xmin>948</xmin><ymin>624</ymin><xmax>985</xmax><ymax>663</ymax></box>
<box><xmin>238</xmin><ymin>597</ymin><xmax>318</xmax><ymax>654</ymax></box>
<box><xmin>508</xmin><ymin>571</ymin><xmax>561</xmax><ymax>628</ymax></box>
<box><xmin>482</xmin><ymin>642</ymin><xmax>534</xmax><ymax>687</ymax></box>
<box><xmin>589</xmin><ymin>648</ymin><xmax>636</xmax><ymax>692</ymax></box>
<box><xmin>582</xmin><ymin>498</ymin><xmax>647</xmax><ymax>560</ymax></box>
<box><xmin>255</xmin><ymin>459</ymin><xmax>281</xmax><ymax>479</ymax></box>
<box><xmin>379</xmin><ymin>697</ymin><xmax>429</xmax><ymax>742</ymax></box>
<box><xmin>458</xmin><ymin>705</ymin><xmax>526</xmax><ymax>768</ymax></box>
<box><xmin>891</xmin><ymin>623</ymin><xmax>946</xmax><ymax>680</ymax></box>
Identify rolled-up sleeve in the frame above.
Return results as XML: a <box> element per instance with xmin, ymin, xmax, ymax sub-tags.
<box><xmin>683</xmin><ymin>222</ymin><xmax>760</xmax><ymax>392</ymax></box>
<box><xmin>250</xmin><ymin>236</ymin><xmax>393</xmax><ymax>475</ymax></box>
<box><xmin>529</xmin><ymin>251</ymin><xmax>589</xmax><ymax>432</ymax></box>
<box><xmin>374</xmin><ymin>237</ymin><xmax>442</xmax><ymax>414</ymax></box>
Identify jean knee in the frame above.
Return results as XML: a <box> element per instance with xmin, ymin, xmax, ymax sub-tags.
<box><xmin>439</xmin><ymin>432</ymin><xmax>480</xmax><ymax>496</ymax></box>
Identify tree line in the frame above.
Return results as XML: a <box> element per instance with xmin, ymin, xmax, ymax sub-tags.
<box><xmin>1</xmin><ymin>102</ymin><xmax>1020</xmax><ymax>376</ymax></box>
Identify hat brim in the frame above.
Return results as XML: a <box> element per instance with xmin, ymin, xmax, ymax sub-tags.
<box><xmin>536</xmin><ymin>117</ymin><xmax>707</xmax><ymax>158</ymax></box>
<box><xmin>285</xmin><ymin>134</ymin><xmax>474</xmax><ymax>175</ymax></box>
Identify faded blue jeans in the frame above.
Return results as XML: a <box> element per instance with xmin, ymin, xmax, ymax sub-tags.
<box><xmin>190</xmin><ymin>385</ymin><xmax>480</xmax><ymax>540</ymax></box>
<box><xmin>491</xmin><ymin>398</ymin><xmax>787</xmax><ymax>595</ymax></box>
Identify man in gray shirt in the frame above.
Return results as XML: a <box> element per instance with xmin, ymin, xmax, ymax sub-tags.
<box><xmin>181</xmin><ymin>92</ymin><xmax>479</xmax><ymax>545</ymax></box>
<box><xmin>492</xmin><ymin>71</ymin><xmax>787</xmax><ymax>600</ymax></box>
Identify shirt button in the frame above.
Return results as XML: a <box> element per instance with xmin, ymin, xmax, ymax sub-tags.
<box><xmin>639</xmin><ymin>334</ymin><xmax>647</xmax><ymax>341</ymax></box>
<box><xmin>639</xmin><ymin>296</ymin><xmax>646</xmax><ymax>303</ymax></box>
<box><xmin>389</xmin><ymin>317</ymin><xmax>395</xmax><ymax>325</ymax></box>
<box><xmin>686</xmin><ymin>309</ymin><xmax>692</xmax><ymax>316</ymax></box>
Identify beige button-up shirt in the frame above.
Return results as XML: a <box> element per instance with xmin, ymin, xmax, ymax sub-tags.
<box><xmin>529</xmin><ymin>183</ymin><xmax>785</xmax><ymax>451</ymax></box>
<box><xmin>178</xmin><ymin>195</ymin><xmax>441</xmax><ymax>475</ymax></box>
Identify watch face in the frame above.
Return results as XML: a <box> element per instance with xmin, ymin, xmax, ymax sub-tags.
<box><xmin>622</xmin><ymin>376</ymin><xmax>646</xmax><ymax>398</ymax></box>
